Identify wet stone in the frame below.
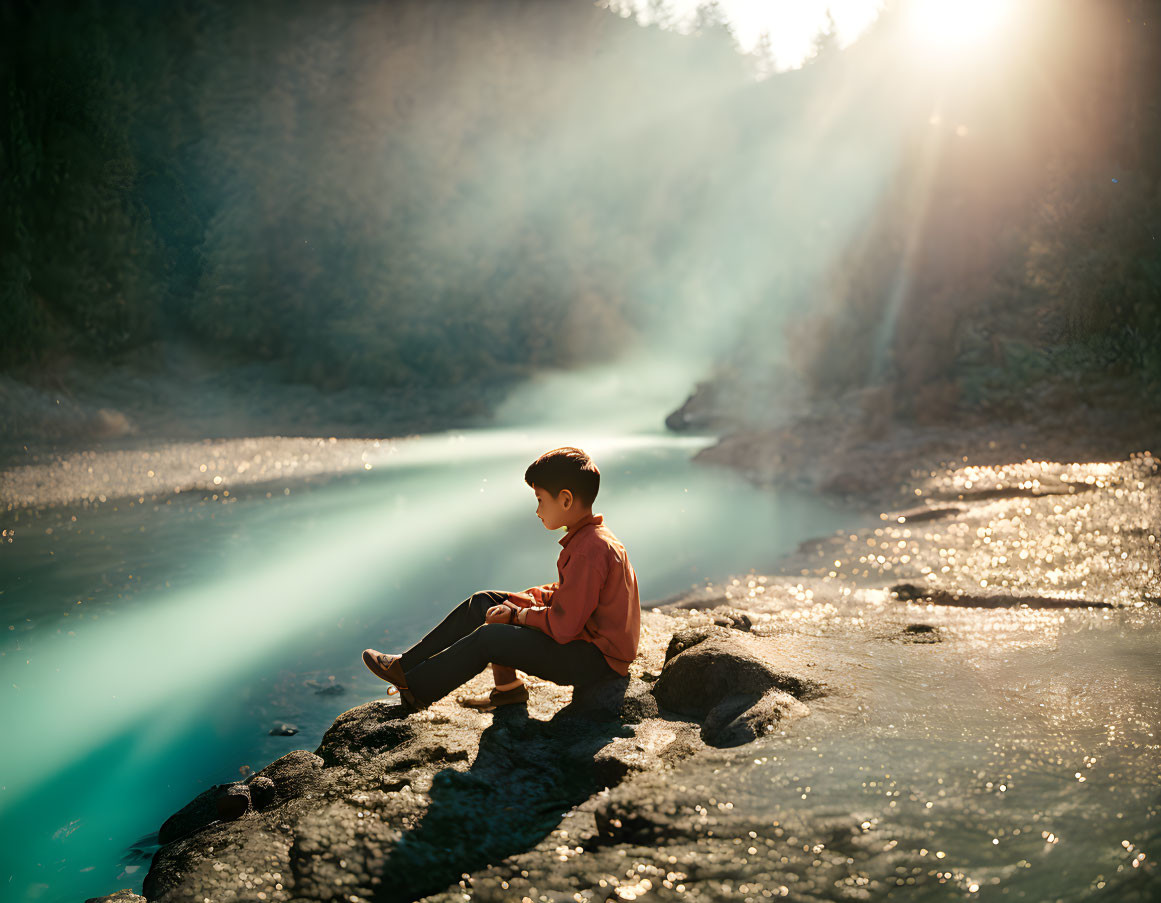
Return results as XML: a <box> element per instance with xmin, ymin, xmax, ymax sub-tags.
<box><xmin>249</xmin><ymin>749</ymin><xmax>326</xmax><ymax>809</ymax></box>
<box><xmin>711</xmin><ymin>608</ymin><xmax>753</xmax><ymax>631</ymax></box>
<box><xmin>315</xmin><ymin>701</ymin><xmax>416</xmax><ymax>767</ymax></box>
<box><xmin>701</xmin><ymin>688</ymin><xmax>810</xmax><ymax>748</ymax></box>
<box><xmin>890</xmin><ymin>582</ymin><xmax>928</xmax><ymax>601</ymax></box>
<box><xmin>901</xmin><ymin>623</ymin><xmax>942</xmax><ymax>644</ymax></box>
<box><xmin>215</xmin><ymin>783</ymin><xmax>251</xmax><ymax>821</ymax></box>
<box><xmin>247</xmin><ymin>775</ymin><xmax>276</xmax><ymax>809</ymax></box>
<box><xmin>654</xmin><ymin>629</ymin><xmax>823</xmax><ymax>721</ymax></box>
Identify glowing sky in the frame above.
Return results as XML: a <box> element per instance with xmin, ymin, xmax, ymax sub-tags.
<box><xmin>608</xmin><ymin>0</ymin><xmax>885</xmax><ymax>71</ymax></box>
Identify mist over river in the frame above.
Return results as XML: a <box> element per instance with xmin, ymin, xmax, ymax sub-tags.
<box><xmin>0</xmin><ymin>358</ymin><xmax>872</xmax><ymax>902</ymax></box>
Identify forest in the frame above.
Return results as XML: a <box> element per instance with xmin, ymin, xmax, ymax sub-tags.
<box><xmin>2</xmin><ymin>0</ymin><xmax>1159</xmax><ymax>420</ymax></box>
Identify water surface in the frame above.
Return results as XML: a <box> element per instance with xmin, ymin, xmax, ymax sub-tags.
<box><xmin>0</xmin><ymin>359</ymin><xmax>868</xmax><ymax>901</ymax></box>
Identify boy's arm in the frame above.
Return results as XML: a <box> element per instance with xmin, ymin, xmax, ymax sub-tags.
<box><xmin>521</xmin><ymin>553</ymin><xmax>606</xmax><ymax>642</ymax></box>
<box><xmin>528</xmin><ymin>582</ymin><xmax>558</xmax><ymax>604</ymax></box>
<box><xmin>507</xmin><ymin>583</ymin><xmax>558</xmax><ymax>608</ymax></box>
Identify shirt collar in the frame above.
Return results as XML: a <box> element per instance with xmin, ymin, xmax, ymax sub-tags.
<box><xmin>558</xmin><ymin>512</ymin><xmax>603</xmax><ymax>547</ymax></box>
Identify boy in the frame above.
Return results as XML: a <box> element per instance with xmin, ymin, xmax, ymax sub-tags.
<box><xmin>363</xmin><ymin>447</ymin><xmax>640</xmax><ymax>712</ymax></box>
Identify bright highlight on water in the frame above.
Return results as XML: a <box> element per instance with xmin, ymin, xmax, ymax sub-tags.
<box><xmin>0</xmin><ymin>357</ymin><xmax>870</xmax><ymax>900</ymax></box>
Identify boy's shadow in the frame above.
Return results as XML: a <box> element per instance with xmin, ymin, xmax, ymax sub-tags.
<box><xmin>371</xmin><ymin>682</ymin><xmax>635</xmax><ymax>902</ymax></box>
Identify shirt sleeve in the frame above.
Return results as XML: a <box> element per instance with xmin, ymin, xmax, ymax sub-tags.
<box><xmin>532</xmin><ymin>582</ymin><xmax>558</xmax><ymax>605</ymax></box>
<box><xmin>507</xmin><ymin>583</ymin><xmax>558</xmax><ymax>608</ymax></box>
<box><xmin>523</xmin><ymin>552</ymin><xmax>607</xmax><ymax>642</ymax></box>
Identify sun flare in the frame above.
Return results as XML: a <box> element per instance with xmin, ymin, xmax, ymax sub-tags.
<box><xmin>906</xmin><ymin>0</ymin><xmax>1013</xmax><ymax>53</ymax></box>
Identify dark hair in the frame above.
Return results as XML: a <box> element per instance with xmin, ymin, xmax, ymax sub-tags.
<box><xmin>524</xmin><ymin>447</ymin><xmax>600</xmax><ymax>508</ymax></box>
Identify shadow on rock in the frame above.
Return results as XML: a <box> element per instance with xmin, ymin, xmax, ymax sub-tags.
<box><xmin>112</xmin><ymin>633</ymin><xmax>830</xmax><ymax>902</ymax></box>
<box><xmin>369</xmin><ymin>683</ymin><xmax>633</xmax><ymax>903</ymax></box>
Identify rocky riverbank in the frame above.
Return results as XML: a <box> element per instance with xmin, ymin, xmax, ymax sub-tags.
<box><xmin>89</xmin><ymin>445</ymin><xmax>1160</xmax><ymax>903</ymax></box>
<box><xmin>667</xmin><ymin>370</ymin><xmax>1161</xmax><ymax>506</ymax></box>
<box><xmin>1</xmin><ymin>343</ymin><xmax>515</xmax><ymax>468</ymax></box>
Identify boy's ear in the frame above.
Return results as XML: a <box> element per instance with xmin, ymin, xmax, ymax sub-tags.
<box><xmin>559</xmin><ymin>489</ymin><xmax>573</xmax><ymax>509</ymax></box>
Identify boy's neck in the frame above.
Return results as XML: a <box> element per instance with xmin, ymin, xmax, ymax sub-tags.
<box><xmin>562</xmin><ymin>507</ymin><xmax>595</xmax><ymax>532</ymax></box>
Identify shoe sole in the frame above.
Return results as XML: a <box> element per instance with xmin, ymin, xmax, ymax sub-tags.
<box><xmin>457</xmin><ymin>690</ymin><xmax>529</xmax><ymax>712</ymax></box>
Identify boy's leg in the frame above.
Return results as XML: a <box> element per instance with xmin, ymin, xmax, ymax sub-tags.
<box><xmin>397</xmin><ymin>590</ymin><xmax>507</xmax><ymax>673</ymax></box>
<box><xmin>491</xmin><ymin>663</ymin><xmax>520</xmax><ymax>688</ymax></box>
<box><xmin>405</xmin><ymin>623</ymin><xmax>616</xmax><ymax>705</ymax></box>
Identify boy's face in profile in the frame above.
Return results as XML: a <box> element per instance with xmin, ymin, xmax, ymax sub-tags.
<box><xmin>533</xmin><ymin>485</ymin><xmax>573</xmax><ymax>530</ymax></box>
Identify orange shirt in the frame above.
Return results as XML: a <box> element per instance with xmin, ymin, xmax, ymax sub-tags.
<box><xmin>510</xmin><ymin>512</ymin><xmax>640</xmax><ymax>676</ymax></box>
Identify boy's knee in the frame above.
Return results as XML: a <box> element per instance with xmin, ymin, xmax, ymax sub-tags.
<box><xmin>472</xmin><ymin>622</ymin><xmax>506</xmax><ymax>640</ymax></box>
<box><xmin>467</xmin><ymin>590</ymin><xmax>505</xmax><ymax>614</ymax></box>
<box><xmin>470</xmin><ymin>622</ymin><xmax>521</xmax><ymax>654</ymax></box>
<box><xmin>464</xmin><ymin>591</ymin><xmax>491</xmax><ymax>609</ymax></box>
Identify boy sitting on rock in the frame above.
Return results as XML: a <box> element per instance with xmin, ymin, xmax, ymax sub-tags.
<box><xmin>363</xmin><ymin>446</ymin><xmax>641</xmax><ymax>712</ymax></box>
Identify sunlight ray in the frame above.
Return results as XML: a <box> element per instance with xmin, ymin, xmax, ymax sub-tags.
<box><xmin>0</xmin><ymin>476</ymin><xmax>528</xmax><ymax>809</ymax></box>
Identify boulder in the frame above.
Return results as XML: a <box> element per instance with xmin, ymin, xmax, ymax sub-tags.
<box><xmin>663</xmin><ymin>625</ymin><xmax>728</xmax><ymax>663</ymax></box>
<box><xmin>247</xmin><ymin>749</ymin><xmax>325</xmax><ymax>809</ymax></box>
<box><xmin>157</xmin><ymin>783</ymin><xmax>231</xmax><ymax>845</ymax></box>
<box><xmin>144</xmin><ymin>818</ymin><xmax>296</xmax><ymax>903</ymax></box>
<box><xmin>214</xmin><ymin>782</ymin><xmax>251</xmax><ymax>821</ymax></box>
<box><xmin>247</xmin><ymin>775</ymin><xmax>276</xmax><ymax>809</ymax></box>
<box><xmin>700</xmin><ymin>688</ymin><xmax>809</xmax><ymax>747</ymax></box>
<box><xmin>653</xmin><ymin>627</ymin><xmax>822</xmax><ymax>748</ymax></box>
<box><xmin>315</xmin><ymin>700</ymin><xmax>416</xmax><ymax>766</ymax></box>
<box><xmin>655</xmin><ymin>628</ymin><xmax>822</xmax><ymax>719</ymax></box>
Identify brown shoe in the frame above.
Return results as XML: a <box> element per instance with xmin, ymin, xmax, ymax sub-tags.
<box><xmin>363</xmin><ymin>649</ymin><xmax>428</xmax><ymax>712</ymax></box>
<box><xmin>363</xmin><ymin>649</ymin><xmax>408</xmax><ymax>691</ymax></box>
<box><xmin>457</xmin><ymin>683</ymin><xmax>529</xmax><ymax>712</ymax></box>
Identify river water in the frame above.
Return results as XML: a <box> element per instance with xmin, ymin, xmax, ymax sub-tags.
<box><xmin>0</xmin><ymin>358</ymin><xmax>871</xmax><ymax>902</ymax></box>
<box><xmin>626</xmin><ymin>584</ymin><xmax>1161</xmax><ymax>903</ymax></box>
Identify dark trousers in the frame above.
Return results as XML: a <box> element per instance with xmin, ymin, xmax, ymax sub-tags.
<box><xmin>399</xmin><ymin>590</ymin><xmax>617</xmax><ymax>705</ymax></box>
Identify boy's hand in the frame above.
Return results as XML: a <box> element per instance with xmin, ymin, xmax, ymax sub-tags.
<box><xmin>486</xmin><ymin>602</ymin><xmax>518</xmax><ymax>624</ymax></box>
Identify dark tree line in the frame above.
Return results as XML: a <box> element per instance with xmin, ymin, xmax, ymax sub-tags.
<box><xmin>0</xmin><ymin>0</ymin><xmax>753</xmax><ymax>389</ymax></box>
<box><xmin>3</xmin><ymin>0</ymin><xmax>1159</xmax><ymax>419</ymax></box>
